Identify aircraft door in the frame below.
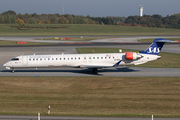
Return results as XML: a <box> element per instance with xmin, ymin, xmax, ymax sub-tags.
<box><xmin>22</xmin><ymin>56</ymin><xmax>28</xmax><ymax>66</ymax></box>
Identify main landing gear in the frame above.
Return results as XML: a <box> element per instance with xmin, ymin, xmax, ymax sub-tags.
<box><xmin>92</xmin><ymin>68</ymin><xmax>98</xmax><ymax>74</ymax></box>
<box><xmin>11</xmin><ymin>68</ymin><xmax>15</xmax><ymax>73</ymax></box>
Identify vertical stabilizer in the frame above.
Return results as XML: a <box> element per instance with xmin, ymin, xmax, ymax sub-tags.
<box><xmin>139</xmin><ymin>38</ymin><xmax>176</xmax><ymax>55</ymax></box>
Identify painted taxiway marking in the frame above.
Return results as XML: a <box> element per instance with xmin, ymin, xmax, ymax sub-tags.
<box><xmin>24</xmin><ymin>47</ymin><xmax>36</xmax><ymax>55</ymax></box>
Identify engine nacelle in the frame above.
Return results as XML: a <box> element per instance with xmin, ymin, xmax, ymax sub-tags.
<box><xmin>125</xmin><ymin>52</ymin><xmax>142</xmax><ymax>60</ymax></box>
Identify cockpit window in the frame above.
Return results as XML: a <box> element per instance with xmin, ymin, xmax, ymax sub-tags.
<box><xmin>11</xmin><ymin>58</ymin><xmax>19</xmax><ymax>61</ymax></box>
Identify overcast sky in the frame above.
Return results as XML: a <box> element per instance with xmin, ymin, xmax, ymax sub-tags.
<box><xmin>0</xmin><ymin>0</ymin><xmax>180</xmax><ymax>17</ymax></box>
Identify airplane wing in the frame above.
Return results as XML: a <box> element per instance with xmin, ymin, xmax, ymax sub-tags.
<box><xmin>78</xmin><ymin>60</ymin><xmax>122</xmax><ymax>69</ymax></box>
<box><xmin>79</xmin><ymin>65</ymin><xmax>112</xmax><ymax>68</ymax></box>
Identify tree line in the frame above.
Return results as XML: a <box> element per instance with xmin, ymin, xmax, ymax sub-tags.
<box><xmin>1</xmin><ymin>10</ymin><xmax>180</xmax><ymax>29</ymax></box>
<box><xmin>0</xmin><ymin>10</ymin><xmax>124</xmax><ymax>25</ymax></box>
<box><xmin>125</xmin><ymin>14</ymin><xmax>180</xmax><ymax>29</ymax></box>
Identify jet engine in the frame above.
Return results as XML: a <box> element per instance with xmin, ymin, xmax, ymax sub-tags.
<box><xmin>125</xmin><ymin>52</ymin><xmax>142</xmax><ymax>60</ymax></box>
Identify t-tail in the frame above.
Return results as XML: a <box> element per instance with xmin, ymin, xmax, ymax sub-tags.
<box><xmin>139</xmin><ymin>38</ymin><xmax>178</xmax><ymax>55</ymax></box>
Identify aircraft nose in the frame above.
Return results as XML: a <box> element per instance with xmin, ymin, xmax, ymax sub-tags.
<box><xmin>3</xmin><ymin>62</ymin><xmax>11</xmax><ymax>70</ymax></box>
<box><xmin>3</xmin><ymin>62</ymin><xmax>10</xmax><ymax>67</ymax></box>
<box><xmin>3</xmin><ymin>63</ymin><xmax>6</xmax><ymax>66</ymax></box>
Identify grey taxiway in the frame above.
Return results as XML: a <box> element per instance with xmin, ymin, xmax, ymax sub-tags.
<box><xmin>0</xmin><ymin>36</ymin><xmax>180</xmax><ymax>76</ymax></box>
<box><xmin>0</xmin><ymin>115</ymin><xmax>180</xmax><ymax>120</ymax></box>
<box><xmin>0</xmin><ymin>36</ymin><xmax>180</xmax><ymax>120</ymax></box>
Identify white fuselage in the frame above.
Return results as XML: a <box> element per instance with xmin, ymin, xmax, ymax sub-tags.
<box><xmin>3</xmin><ymin>53</ymin><xmax>161</xmax><ymax>70</ymax></box>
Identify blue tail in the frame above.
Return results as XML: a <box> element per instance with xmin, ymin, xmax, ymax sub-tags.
<box><xmin>139</xmin><ymin>38</ymin><xmax>176</xmax><ymax>55</ymax></box>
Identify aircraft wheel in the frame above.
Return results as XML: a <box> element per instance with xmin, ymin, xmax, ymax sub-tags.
<box><xmin>12</xmin><ymin>68</ymin><xmax>15</xmax><ymax>73</ymax></box>
<box><xmin>93</xmin><ymin>68</ymin><xmax>98</xmax><ymax>74</ymax></box>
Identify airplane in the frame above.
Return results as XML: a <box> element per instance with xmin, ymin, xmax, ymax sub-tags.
<box><xmin>3</xmin><ymin>38</ymin><xmax>178</xmax><ymax>74</ymax></box>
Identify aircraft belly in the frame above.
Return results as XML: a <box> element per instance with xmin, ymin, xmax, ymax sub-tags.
<box><xmin>28</xmin><ymin>62</ymin><xmax>43</xmax><ymax>67</ymax></box>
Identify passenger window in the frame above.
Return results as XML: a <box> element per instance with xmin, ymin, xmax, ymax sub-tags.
<box><xmin>109</xmin><ymin>57</ymin><xmax>111</xmax><ymax>59</ymax></box>
<box><xmin>105</xmin><ymin>57</ymin><xmax>107</xmax><ymax>59</ymax></box>
<box><xmin>75</xmin><ymin>57</ymin><xmax>76</xmax><ymax>60</ymax></box>
<box><xmin>36</xmin><ymin>58</ymin><xmax>38</xmax><ymax>61</ymax></box>
<box><xmin>60</xmin><ymin>58</ymin><xmax>61</xmax><ymax>60</ymax></box>
<box><xmin>93</xmin><ymin>57</ymin><xmax>95</xmax><ymax>59</ymax></box>
<box><xmin>68</xmin><ymin>58</ymin><xmax>69</xmax><ymax>60</ymax></box>
<box><xmin>56</xmin><ymin>58</ymin><xmax>58</xmax><ymax>60</ymax></box>
<box><xmin>48</xmin><ymin>58</ymin><xmax>50</xmax><ymax>60</ymax></box>
<box><xmin>97</xmin><ymin>57</ymin><xmax>99</xmax><ymax>59</ymax></box>
<box><xmin>40</xmin><ymin>58</ymin><xmax>42</xmax><ymax>61</ymax></box>
<box><xmin>64</xmin><ymin>58</ymin><xmax>65</xmax><ymax>60</ymax></box>
<box><xmin>52</xmin><ymin>58</ymin><xmax>54</xmax><ymax>60</ymax></box>
<box><xmin>71</xmin><ymin>58</ymin><xmax>73</xmax><ymax>60</ymax></box>
<box><xmin>44</xmin><ymin>58</ymin><xmax>46</xmax><ymax>60</ymax></box>
<box><xmin>78</xmin><ymin>57</ymin><xmax>80</xmax><ymax>60</ymax></box>
<box><xmin>101</xmin><ymin>57</ymin><xmax>103</xmax><ymax>59</ymax></box>
<box><xmin>33</xmin><ymin>59</ymin><xmax>35</xmax><ymax>61</ymax></box>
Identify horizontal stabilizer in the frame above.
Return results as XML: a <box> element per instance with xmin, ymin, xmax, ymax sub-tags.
<box><xmin>154</xmin><ymin>39</ymin><xmax>178</xmax><ymax>43</ymax></box>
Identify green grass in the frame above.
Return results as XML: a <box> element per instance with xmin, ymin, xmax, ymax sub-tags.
<box><xmin>77</xmin><ymin>47</ymin><xmax>126</xmax><ymax>53</ymax></box>
<box><xmin>0</xmin><ymin>40</ymin><xmax>55</xmax><ymax>46</ymax></box>
<box><xmin>1</xmin><ymin>24</ymin><xmax>180</xmax><ymax>36</ymax></box>
<box><xmin>0</xmin><ymin>76</ymin><xmax>180</xmax><ymax>117</ymax></box>
<box><xmin>76</xmin><ymin>48</ymin><xmax>180</xmax><ymax>68</ymax></box>
<box><xmin>35</xmin><ymin>37</ymin><xmax>115</xmax><ymax>41</ymax></box>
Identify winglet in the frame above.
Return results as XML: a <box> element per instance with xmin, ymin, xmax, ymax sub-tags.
<box><xmin>113</xmin><ymin>60</ymin><xmax>122</xmax><ymax>67</ymax></box>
